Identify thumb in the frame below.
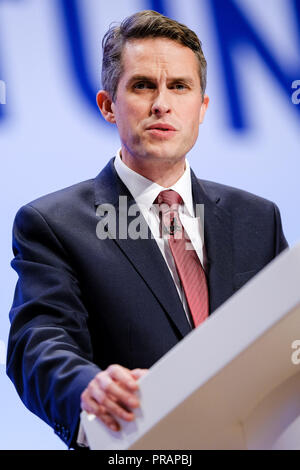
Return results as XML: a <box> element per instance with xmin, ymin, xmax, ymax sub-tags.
<box><xmin>130</xmin><ymin>368</ymin><xmax>149</xmax><ymax>380</ymax></box>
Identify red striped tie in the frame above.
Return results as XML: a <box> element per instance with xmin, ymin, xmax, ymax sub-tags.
<box><xmin>156</xmin><ymin>190</ymin><xmax>209</xmax><ymax>327</ymax></box>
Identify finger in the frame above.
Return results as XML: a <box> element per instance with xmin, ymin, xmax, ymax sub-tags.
<box><xmin>100</xmin><ymin>417</ymin><xmax>120</xmax><ymax>432</ymax></box>
<box><xmin>107</xmin><ymin>392</ymin><xmax>131</xmax><ymax>412</ymax></box>
<box><xmin>130</xmin><ymin>368</ymin><xmax>149</xmax><ymax>379</ymax></box>
<box><xmin>96</xmin><ymin>372</ymin><xmax>140</xmax><ymax>409</ymax></box>
<box><xmin>81</xmin><ymin>396</ymin><xmax>122</xmax><ymax>432</ymax></box>
<box><xmin>90</xmin><ymin>384</ymin><xmax>137</xmax><ymax>421</ymax></box>
<box><xmin>81</xmin><ymin>387</ymin><xmax>135</xmax><ymax>424</ymax></box>
<box><xmin>106</xmin><ymin>364</ymin><xmax>139</xmax><ymax>391</ymax></box>
<box><xmin>80</xmin><ymin>394</ymin><xmax>102</xmax><ymax>416</ymax></box>
<box><xmin>97</xmin><ymin>410</ymin><xmax>121</xmax><ymax>432</ymax></box>
<box><xmin>98</xmin><ymin>378</ymin><xmax>140</xmax><ymax>409</ymax></box>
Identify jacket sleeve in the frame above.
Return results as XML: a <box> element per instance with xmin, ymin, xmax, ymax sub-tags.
<box><xmin>6</xmin><ymin>204</ymin><xmax>101</xmax><ymax>449</ymax></box>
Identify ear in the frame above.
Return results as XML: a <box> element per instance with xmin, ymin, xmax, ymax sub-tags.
<box><xmin>199</xmin><ymin>94</ymin><xmax>209</xmax><ymax>124</ymax></box>
<box><xmin>96</xmin><ymin>90</ymin><xmax>116</xmax><ymax>123</ymax></box>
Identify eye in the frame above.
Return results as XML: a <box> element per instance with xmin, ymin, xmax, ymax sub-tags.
<box><xmin>172</xmin><ymin>83</ymin><xmax>187</xmax><ymax>90</ymax></box>
<box><xmin>133</xmin><ymin>81</ymin><xmax>155</xmax><ymax>90</ymax></box>
<box><xmin>134</xmin><ymin>82</ymin><xmax>146</xmax><ymax>89</ymax></box>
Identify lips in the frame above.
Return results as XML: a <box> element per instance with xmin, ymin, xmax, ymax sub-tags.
<box><xmin>146</xmin><ymin>123</ymin><xmax>176</xmax><ymax>131</ymax></box>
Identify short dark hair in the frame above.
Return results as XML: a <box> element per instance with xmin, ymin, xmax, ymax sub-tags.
<box><xmin>101</xmin><ymin>10</ymin><xmax>207</xmax><ymax>101</ymax></box>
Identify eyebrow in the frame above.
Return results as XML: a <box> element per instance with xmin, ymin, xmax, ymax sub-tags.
<box><xmin>126</xmin><ymin>75</ymin><xmax>196</xmax><ymax>87</ymax></box>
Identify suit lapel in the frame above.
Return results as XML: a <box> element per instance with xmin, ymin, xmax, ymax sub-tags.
<box><xmin>191</xmin><ymin>170</ymin><xmax>234</xmax><ymax>314</ymax></box>
<box><xmin>94</xmin><ymin>158</ymin><xmax>192</xmax><ymax>338</ymax></box>
<box><xmin>94</xmin><ymin>159</ymin><xmax>234</xmax><ymax>335</ymax></box>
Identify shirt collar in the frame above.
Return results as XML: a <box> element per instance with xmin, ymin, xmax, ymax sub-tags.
<box><xmin>114</xmin><ymin>149</ymin><xmax>194</xmax><ymax>216</ymax></box>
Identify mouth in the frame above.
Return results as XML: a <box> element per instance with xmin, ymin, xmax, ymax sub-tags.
<box><xmin>146</xmin><ymin>123</ymin><xmax>177</xmax><ymax>138</ymax></box>
<box><xmin>146</xmin><ymin>123</ymin><xmax>177</xmax><ymax>132</ymax></box>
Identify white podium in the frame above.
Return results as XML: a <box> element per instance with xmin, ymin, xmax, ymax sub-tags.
<box><xmin>81</xmin><ymin>243</ymin><xmax>300</xmax><ymax>450</ymax></box>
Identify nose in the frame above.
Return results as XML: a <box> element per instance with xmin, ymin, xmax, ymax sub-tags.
<box><xmin>151</xmin><ymin>89</ymin><xmax>171</xmax><ymax>116</ymax></box>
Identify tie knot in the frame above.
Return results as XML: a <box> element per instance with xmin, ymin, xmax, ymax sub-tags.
<box><xmin>156</xmin><ymin>190</ymin><xmax>183</xmax><ymax>207</ymax></box>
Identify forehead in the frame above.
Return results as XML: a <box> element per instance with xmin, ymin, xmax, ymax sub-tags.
<box><xmin>120</xmin><ymin>38</ymin><xmax>200</xmax><ymax>80</ymax></box>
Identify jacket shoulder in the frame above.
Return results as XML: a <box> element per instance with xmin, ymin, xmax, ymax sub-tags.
<box><xmin>16</xmin><ymin>178</ymin><xmax>95</xmax><ymax>220</ymax></box>
<box><xmin>199</xmin><ymin>179</ymin><xmax>277</xmax><ymax>211</ymax></box>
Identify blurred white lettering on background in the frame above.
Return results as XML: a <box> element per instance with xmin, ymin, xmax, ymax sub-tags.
<box><xmin>0</xmin><ymin>340</ymin><xmax>6</xmax><ymax>365</ymax></box>
<box><xmin>292</xmin><ymin>80</ymin><xmax>300</xmax><ymax>105</ymax></box>
<box><xmin>0</xmin><ymin>80</ymin><xmax>6</xmax><ymax>105</ymax></box>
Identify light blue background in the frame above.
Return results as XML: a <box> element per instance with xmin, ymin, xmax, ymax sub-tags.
<box><xmin>0</xmin><ymin>0</ymin><xmax>299</xmax><ymax>449</ymax></box>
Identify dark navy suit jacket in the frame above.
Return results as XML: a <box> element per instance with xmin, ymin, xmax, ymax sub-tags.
<box><xmin>6</xmin><ymin>158</ymin><xmax>288</xmax><ymax>448</ymax></box>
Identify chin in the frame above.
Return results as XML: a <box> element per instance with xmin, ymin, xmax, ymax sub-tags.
<box><xmin>143</xmin><ymin>145</ymin><xmax>181</xmax><ymax>160</ymax></box>
<box><xmin>151</xmin><ymin>154</ymin><xmax>184</xmax><ymax>165</ymax></box>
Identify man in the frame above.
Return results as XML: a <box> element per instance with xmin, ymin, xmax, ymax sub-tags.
<box><xmin>6</xmin><ymin>10</ymin><xmax>288</xmax><ymax>449</ymax></box>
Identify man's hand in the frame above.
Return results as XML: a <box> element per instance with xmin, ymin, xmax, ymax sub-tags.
<box><xmin>80</xmin><ymin>364</ymin><xmax>148</xmax><ymax>432</ymax></box>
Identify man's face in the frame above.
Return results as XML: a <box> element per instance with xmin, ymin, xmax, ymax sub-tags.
<box><xmin>100</xmin><ymin>38</ymin><xmax>209</xmax><ymax>167</ymax></box>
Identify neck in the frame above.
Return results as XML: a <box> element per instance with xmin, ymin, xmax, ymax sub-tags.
<box><xmin>120</xmin><ymin>152</ymin><xmax>186</xmax><ymax>187</ymax></box>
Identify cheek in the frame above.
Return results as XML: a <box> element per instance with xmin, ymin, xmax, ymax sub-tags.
<box><xmin>180</xmin><ymin>97</ymin><xmax>202</xmax><ymax>121</ymax></box>
<box><xmin>120</xmin><ymin>104</ymin><xmax>144</xmax><ymax>129</ymax></box>
<box><xmin>183</xmin><ymin>109</ymin><xmax>201</xmax><ymax>137</ymax></box>
<box><xmin>115</xmin><ymin>109</ymin><xmax>133</xmax><ymax>134</ymax></box>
